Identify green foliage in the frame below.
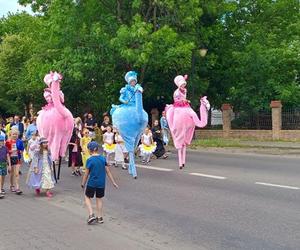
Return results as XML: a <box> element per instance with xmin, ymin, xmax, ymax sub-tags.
<box><xmin>0</xmin><ymin>0</ymin><xmax>299</xmax><ymax>117</ymax></box>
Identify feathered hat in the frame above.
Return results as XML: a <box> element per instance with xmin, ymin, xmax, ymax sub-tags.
<box><xmin>174</xmin><ymin>74</ymin><xmax>188</xmax><ymax>88</ymax></box>
<box><xmin>44</xmin><ymin>71</ymin><xmax>63</xmax><ymax>87</ymax></box>
<box><xmin>125</xmin><ymin>71</ymin><xmax>138</xmax><ymax>84</ymax></box>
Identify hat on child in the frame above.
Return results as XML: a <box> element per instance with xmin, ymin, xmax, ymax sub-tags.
<box><xmin>0</xmin><ymin>135</ymin><xmax>5</xmax><ymax>141</ymax></box>
<box><xmin>174</xmin><ymin>74</ymin><xmax>188</xmax><ymax>88</ymax></box>
<box><xmin>39</xmin><ymin>137</ymin><xmax>48</xmax><ymax>144</ymax></box>
<box><xmin>87</xmin><ymin>141</ymin><xmax>99</xmax><ymax>151</ymax></box>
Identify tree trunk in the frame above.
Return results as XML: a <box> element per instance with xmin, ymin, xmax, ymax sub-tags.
<box><xmin>117</xmin><ymin>0</ymin><xmax>122</xmax><ymax>23</ymax></box>
<box><xmin>153</xmin><ymin>1</ymin><xmax>157</xmax><ymax>31</ymax></box>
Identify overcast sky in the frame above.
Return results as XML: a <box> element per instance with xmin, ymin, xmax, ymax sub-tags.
<box><xmin>0</xmin><ymin>0</ymin><xmax>33</xmax><ymax>17</ymax></box>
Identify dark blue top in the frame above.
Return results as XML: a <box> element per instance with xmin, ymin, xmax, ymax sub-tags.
<box><xmin>86</xmin><ymin>155</ymin><xmax>107</xmax><ymax>188</ymax></box>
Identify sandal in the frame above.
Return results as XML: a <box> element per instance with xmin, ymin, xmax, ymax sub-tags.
<box><xmin>15</xmin><ymin>189</ymin><xmax>23</xmax><ymax>195</ymax></box>
<box><xmin>10</xmin><ymin>186</ymin><xmax>16</xmax><ymax>192</ymax></box>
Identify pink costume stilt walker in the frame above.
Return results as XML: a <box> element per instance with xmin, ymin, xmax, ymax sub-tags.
<box><xmin>165</xmin><ymin>75</ymin><xmax>210</xmax><ymax>169</ymax></box>
<box><xmin>37</xmin><ymin>71</ymin><xmax>74</xmax><ymax>181</ymax></box>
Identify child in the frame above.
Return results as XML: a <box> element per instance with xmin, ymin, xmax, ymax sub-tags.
<box><xmin>80</xmin><ymin>128</ymin><xmax>92</xmax><ymax>173</ymax></box>
<box><xmin>152</xmin><ymin>120</ymin><xmax>168</xmax><ymax>159</ymax></box>
<box><xmin>27</xmin><ymin>131</ymin><xmax>40</xmax><ymax>160</ymax></box>
<box><xmin>81</xmin><ymin>141</ymin><xmax>118</xmax><ymax>224</ymax></box>
<box><xmin>139</xmin><ymin>127</ymin><xmax>156</xmax><ymax>164</ymax></box>
<box><xmin>5</xmin><ymin>126</ymin><xmax>24</xmax><ymax>194</ymax></box>
<box><xmin>0</xmin><ymin>135</ymin><xmax>11</xmax><ymax>198</ymax></box>
<box><xmin>102</xmin><ymin>126</ymin><xmax>116</xmax><ymax>166</ymax></box>
<box><xmin>114</xmin><ymin>129</ymin><xmax>128</xmax><ymax>170</ymax></box>
<box><xmin>69</xmin><ymin>128</ymin><xmax>82</xmax><ymax>176</ymax></box>
<box><xmin>27</xmin><ymin>138</ymin><xmax>55</xmax><ymax>197</ymax></box>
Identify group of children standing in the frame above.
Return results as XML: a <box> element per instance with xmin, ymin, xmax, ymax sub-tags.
<box><xmin>0</xmin><ymin>126</ymin><xmax>55</xmax><ymax>199</ymax></box>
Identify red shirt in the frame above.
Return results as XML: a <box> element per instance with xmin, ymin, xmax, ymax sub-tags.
<box><xmin>5</xmin><ymin>139</ymin><xmax>18</xmax><ymax>157</ymax></box>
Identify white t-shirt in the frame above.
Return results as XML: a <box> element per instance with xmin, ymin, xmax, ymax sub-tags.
<box><xmin>142</xmin><ymin>133</ymin><xmax>152</xmax><ymax>145</ymax></box>
<box><xmin>104</xmin><ymin>132</ymin><xmax>114</xmax><ymax>144</ymax></box>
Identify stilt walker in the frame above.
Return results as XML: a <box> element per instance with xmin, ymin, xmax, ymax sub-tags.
<box><xmin>165</xmin><ymin>75</ymin><xmax>210</xmax><ymax>169</ymax></box>
<box><xmin>37</xmin><ymin>71</ymin><xmax>74</xmax><ymax>182</ymax></box>
<box><xmin>110</xmin><ymin>71</ymin><xmax>148</xmax><ymax>179</ymax></box>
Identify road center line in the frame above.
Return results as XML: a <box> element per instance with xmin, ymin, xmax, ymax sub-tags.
<box><xmin>136</xmin><ymin>165</ymin><xmax>173</xmax><ymax>172</ymax></box>
<box><xmin>189</xmin><ymin>173</ymin><xmax>227</xmax><ymax>180</ymax></box>
<box><xmin>255</xmin><ymin>182</ymin><xmax>300</xmax><ymax>190</ymax></box>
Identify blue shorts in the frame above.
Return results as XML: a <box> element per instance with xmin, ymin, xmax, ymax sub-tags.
<box><xmin>0</xmin><ymin>162</ymin><xmax>7</xmax><ymax>176</ymax></box>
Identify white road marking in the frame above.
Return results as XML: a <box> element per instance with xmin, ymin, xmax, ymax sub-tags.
<box><xmin>189</xmin><ymin>173</ymin><xmax>227</xmax><ymax>180</ymax></box>
<box><xmin>255</xmin><ymin>182</ymin><xmax>300</xmax><ymax>190</ymax></box>
<box><xmin>136</xmin><ymin>165</ymin><xmax>173</xmax><ymax>172</ymax></box>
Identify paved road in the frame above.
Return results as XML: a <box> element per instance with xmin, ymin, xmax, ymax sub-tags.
<box><xmin>1</xmin><ymin>150</ymin><xmax>300</xmax><ymax>250</ymax></box>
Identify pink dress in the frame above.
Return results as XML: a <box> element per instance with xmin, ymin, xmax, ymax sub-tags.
<box><xmin>173</xmin><ymin>88</ymin><xmax>190</xmax><ymax>107</ymax></box>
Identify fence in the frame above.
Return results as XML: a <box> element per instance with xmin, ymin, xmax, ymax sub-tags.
<box><xmin>282</xmin><ymin>108</ymin><xmax>300</xmax><ymax>130</ymax></box>
<box><xmin>231</xmin><ymin>110</ymin><xmax>272</xmax><ymax>130</ymax></box>
<box><xmin>195</xmin><ymin>101</ymin><xmax>300</xmax><ymax>141</ymax></box>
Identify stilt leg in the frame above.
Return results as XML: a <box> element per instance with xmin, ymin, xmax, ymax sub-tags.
<box><xmin>128</xmin><ymin>152</ymin><xmax>137</xmax><ymax>178</ymax></box>
<box><xmin>57</xmin><ymin>156</ymin><xmax>62</xmax><ymax>180</ymax></box>
<box><xmin>182</xmin><ymin>145</ymin><xmax>186</xmax><ymax>166</ymax></box>
<box><xmin>178</xmin><ymin>148</ymin><xmax>183</xmax><ymax>168</ymax></box>
<box><xmin>53</xmin><ymin>161</ymin><xmax>57</xmax><ymax>183</ymax></box>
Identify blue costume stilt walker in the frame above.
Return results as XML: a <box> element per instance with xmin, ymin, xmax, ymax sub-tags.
<box><xmin>110</xmin><ymin>71</ymin><xmax>148</xmax><ymax>179</ymax></box>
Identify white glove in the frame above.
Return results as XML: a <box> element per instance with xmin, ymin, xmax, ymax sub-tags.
<box><xmin>201</xmin><ymin>96</ymin><xmax>210</xmax><ymax>111</ymax></box>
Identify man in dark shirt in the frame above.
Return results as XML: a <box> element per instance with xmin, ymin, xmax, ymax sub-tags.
<box><xmin>84</xmin><ymin>113</ymin><xmax>97</xmax><ymax>138</ymax></box>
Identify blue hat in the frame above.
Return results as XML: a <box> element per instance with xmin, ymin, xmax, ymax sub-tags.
<box><xmin>0</xmin><ymin>135</ymin><xmax>5</xmax><ymax>141</ymax></box>
<box><xmin>125</xmin><ymin>71</ymin><xmax>137</xmax><ymax>84</ymax></box>
<box><xmin>87</xmin><ymin>141</ymin><xmax>99</xmax><ymax>151</ymax></box>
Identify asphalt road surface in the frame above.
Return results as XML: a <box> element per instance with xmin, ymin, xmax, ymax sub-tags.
<box><xmin>1</xmin><ymin>150</ymin><xmax>300</xmax><ymax>250</ymax></box>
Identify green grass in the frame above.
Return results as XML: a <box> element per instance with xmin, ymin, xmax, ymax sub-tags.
<box><xmin>190</xmin><ymin>138</ymin><xmax>246</xmax><ymax>148</ymax></box>
<box><xmin>190</xmin><ymin>138</ymin><xmax>300</xmax><ymax>149</ymax></box>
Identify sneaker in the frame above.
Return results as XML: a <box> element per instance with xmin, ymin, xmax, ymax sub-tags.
<box><xmin>0</xmin><ymin>193</ymin><xmax>4</xmax><ymax>199</ymax></box>
<box><xmin>122</xmin><ymin>165</ymin><xmax>127</xmax><ymax>170</ymax></box>
<box><xmin>97</xmin><ymin>217</ymin><xmax>104</xmax><ymax>224</ymax></box>
<box><xmin>141</xmin><ymin>160</ymin><xmax>146</xmax><ymax>164</ymax></box>
<box><xmin>75</xmin><ymin>170</ymin><xmax>81</xmax><ymax>176</ymax></box>
<box><xmin>146</xmin><ymin>161</ymin><xmax>150</xmax><ymax>165</ymax></box>
<box><xmin>71</xmin><ymin>171</ymin><xmax>78</xmax><ymax>177</ymax></box>
<box><xmin>1</xmin><ymin>189</ymin><xmax>5</xmax><ymax>194</ymax></box>
<box><xmin>87</xmin><ymin>214</ymin><xmax>97</xmax><ymax>225</ymax></box>
<box><xmin>15</xmin><ymin>189</ymin><xmax>23</xmax><ymax>195</ymax></box>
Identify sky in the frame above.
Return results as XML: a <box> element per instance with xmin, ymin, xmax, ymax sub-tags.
<box><xmin>0</xmin><ymin>0</ymin><xmax>33</xmax><ymax>17</ymax></box>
